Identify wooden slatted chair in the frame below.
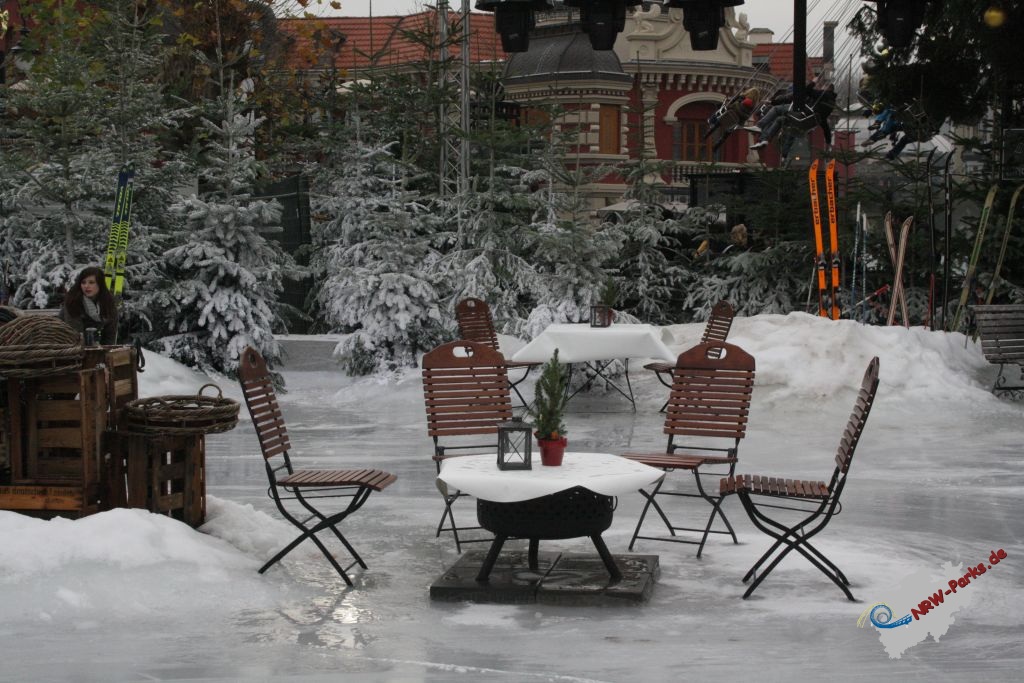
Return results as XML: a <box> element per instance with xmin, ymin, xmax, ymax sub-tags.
<box><xmin>455</xmin><ymin>297</ymin><xmax>537</xmax><ymax>406</ymax></box>
<box><xmin>720</xmin><ymin>357</ymin><xmax>880</xmax><ymax>600</ymax></box>
<box><xmin>645</xmin><ymin>300</ymin><xmax>735</xmax><ymax>412</ymax></box>
<box><xmin>422</xmin><ymin>340</ymin><xmax>514</xmax><ymax>552</ymax></box>
<box><xmin>623</xmin><ymin>341</ymin><xmax>755</xmax><ymax>557</ymax></box>
<box><xmin>972</xmin><ymin>304</ymin><xmax>1024</xmax><ymax>395</ymax></box>
<box><xmin>238</xmin><ymin>347</ymin><xmax>396</xmax><ymax>586</ymax></box>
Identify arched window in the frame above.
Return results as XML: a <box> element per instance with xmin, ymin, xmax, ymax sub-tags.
<box><xmin>673</xmin><ymin>102</ymin><xmax>720</xmax><ymax>162</ymax></box>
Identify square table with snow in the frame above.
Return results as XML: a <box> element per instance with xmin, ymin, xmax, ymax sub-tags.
<box><xmin>437</xmin><ymin>452</ymin><xmax>665</xmax><ymax>582</ymax></box>
<box><xmin>511</xmin><ymin>323</ymin><xmax>677</xmax><ymax>410</ymax></box>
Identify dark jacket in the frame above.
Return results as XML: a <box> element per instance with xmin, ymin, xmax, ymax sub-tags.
<box><xmin>59</xmin><ymin>303</ymin><xmax>118</xmax><ymax>345</ymax></box>
<box><xmin>810</xmin><ymin>88</ymin><xmax>838</xmax><ymax>145</ymax></box>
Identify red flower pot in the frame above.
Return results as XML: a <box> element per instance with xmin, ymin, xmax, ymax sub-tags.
<box><xmin>537</xmin><ymin>436</ymin><xmax>568</xmax><ymax>466</ymax></box>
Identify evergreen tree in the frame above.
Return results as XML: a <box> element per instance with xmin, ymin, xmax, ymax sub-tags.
<box><xmin>158</xmin><ymin>53</ymin><xmax>291</xmax><ymax>376</ymax></box>
<box><xmin>432</xmin><ymin>166</ymin><xmax>541</xmax><ymax>333</ymax></box>
<box><xmin>520</xmin><ymin>136</ymin><xmax>623</xmax><ymax>339</ymax></box>
<box><xmin>611</xmin><ymin>157</ymin><xmax>689</xmax><ymax>324</ymax></box>
<box><xmin>309</xmin><ymin>140</ymin><xmax>444</xmax><ymax>374</ymax></box>
<box><xmin>0</xmin><ymin>0</ymin><xmax>189</xmax><ymax>332</ymax></box>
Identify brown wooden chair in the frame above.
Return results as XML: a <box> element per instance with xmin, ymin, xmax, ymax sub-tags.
<box><xmin>720</xmin><ymin>357</ymin><xmax>880</xmax><ymax>600</ymax></box>
<box><xmin>238</xmin><ymin>347</ymin><xmax>396</xmax><ymax>585</ymax></box>
<box><xmin>455</xmin><ymin>297</ymin><xmax>537</xmax><ymax>406</ymax></box>
<box><xmin>645</xmin><ymin>300</ymin><xmax>735</xmax><ymax>412</ymax></box>
<box><xmin>422</xmin><ymin>340</ymin><xmax>514</xmax><ymax>552</ymax></box>
<box><xmin>623</xmin><ymin>341</ymin><xmax>755</xmax><ymax>557</ymax></box>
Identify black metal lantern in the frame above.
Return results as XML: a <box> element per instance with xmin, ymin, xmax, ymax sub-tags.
<box><xmin>476</xmin><ymin>0</ymin><xmax>554</xmax><ymax>53</ymax></box>
<box><xmin>497</xmin><ymin>418</ymin><xmax>533</xmax><ymax>470</ymax></box>
<box><xmin>590</xmin><ymin>304</ymin><xmax>614</xmax><ymax>327</ymax></box>
<box><xmin>667</xmin><ymin>0</ymin><xmax>745</xmax><ymax>52</ymax></box>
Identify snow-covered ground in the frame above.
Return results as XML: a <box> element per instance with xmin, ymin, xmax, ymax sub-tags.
<box><xmin>2</xmin><ymin>313</ymin><xmax>1022</xmax><ymax>681</ymax></box>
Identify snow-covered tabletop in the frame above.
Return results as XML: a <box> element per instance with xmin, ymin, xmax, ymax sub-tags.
<box><xmin>511</xmin><ymin>323</ymin><xmax>676</xmax><ymax>364</ymax></box>
<box><xmin>437</xmin><ymin>452</ymin><xmax>664</xmax><ymax>503</ymax></box>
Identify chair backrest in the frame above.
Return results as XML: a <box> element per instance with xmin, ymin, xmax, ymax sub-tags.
<box><xmin>700</xmin><ymin>300</ymin><xmax>735</xmax><ymax>358</ymax></box>
<box><xmin>831</xmin><ymin>357</ymin><xmax>880</xmax><ymax>490</ymax></box>
<box><xmin>421</xmin><ymin>341</ymin><xmax>513</xmax><ymax>444</ymax></box>
<box><xmin>972</xmin><ymin>304</ymin><xmax>1024</xmax><ymax>362</ymax></box>
<box><xmin>455</xmin><ymin>298</ymin><xmax>500</xmax><ymax>351</ymax></box>
<box><xmin>664</xmin><ymin>341</ymin><xmax>755</xmax><ymax>443</ymax></box>
<box><xmin>238</xmin><ymin>346</ymin><xmax>291</xmax><ymax>466</ymax></box>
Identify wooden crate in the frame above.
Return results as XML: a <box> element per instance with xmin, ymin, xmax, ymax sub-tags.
<box><xmin>0</xmin><ymin>367</ymin><xmax>106</xmax><ymax>517</ymax></box>
<box><xmin>83</xmin><ymin>346</ymin><xmax>139</xmax><ymax>428</ymax></box>
<box><xmin>118</xmin><ymin>433</ymin><xmax>206</xmax><ymax>527</ymax></box>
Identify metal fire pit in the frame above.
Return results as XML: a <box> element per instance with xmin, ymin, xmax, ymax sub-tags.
<box><xmin>475</xmin><ymin>486</ymin><xmax>621</xmax><ymax>582</ymax></box>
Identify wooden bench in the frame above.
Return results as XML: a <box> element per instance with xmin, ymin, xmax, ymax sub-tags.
<box><xmin>645</xmin><ymin>300</ymin><xmax>735</xmax><ymax>411</ymax></box>
<box><xmin>972</xmin><ymin>304</ymin><xmax>1024</xmax><ymax>395</ymax></box>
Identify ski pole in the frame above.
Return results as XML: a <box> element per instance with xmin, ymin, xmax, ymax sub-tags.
<box><xmin>844</xmin><ymin>284</ymin><xmax>891</xmax><ymax>316</ymax></box>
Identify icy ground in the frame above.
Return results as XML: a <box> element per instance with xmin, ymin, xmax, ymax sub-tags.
<box><xmin>2</xmin><ymin>313</ymin><xmax>1022</xmax><ymax>681</ymax></box>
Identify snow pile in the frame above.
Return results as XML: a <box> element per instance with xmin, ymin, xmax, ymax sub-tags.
<box><xmin>664</xmin><ymin>313</ymin><xmax>993</xmax><ymax>403</ymax></box>
<box><xmin>0</xmin><ymin>503</ymin><xmax>283</xmax><ymax>622</ymax></box>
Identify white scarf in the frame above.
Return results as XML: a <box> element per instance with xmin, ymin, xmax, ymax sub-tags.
<box><xmin>83</xmin><ymin>296</ymin><xmax>103</xmax><ymax>323</ymax></box>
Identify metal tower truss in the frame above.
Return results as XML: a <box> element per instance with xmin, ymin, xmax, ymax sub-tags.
<box><xmin>438</xmin><ymin>1</ymin><xmax>472</xmax><ymax>197</ymax></box>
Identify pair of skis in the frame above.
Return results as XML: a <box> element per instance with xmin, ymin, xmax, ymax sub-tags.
<box><xmin>808</xmin><ymin>158</ymin><xmax>840</xmax><ymax>319</ymax></box>
<box><xmin>950</xmin><ymin>185</ymin><xmax>998</xmax><ymax>331</ymax></box>
<box><xmin>985</xmin><ymin>183</ymin><xmax>1024</xmax><ymax>305</ymax></box>
<box><xmin>102</xmin><ymin>165</ymin><xmax>135</xmax><ymax>299</ymax></box>
<box><xmin>884</xmin><ymin>212</ymin><xmax>913</xmax><ymax>326</ymax></box>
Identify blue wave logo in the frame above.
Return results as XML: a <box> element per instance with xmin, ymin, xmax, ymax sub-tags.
<box><xmin>857</xmin><ymin>603</ymin><xmax>912</xmax><ymax>629</ymax></box>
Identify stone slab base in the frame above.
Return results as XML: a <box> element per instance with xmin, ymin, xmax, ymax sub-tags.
<box><xmin>430</xmin><ymin>549</ymin><xmax>659</xmax><ymax>605</ymax></box>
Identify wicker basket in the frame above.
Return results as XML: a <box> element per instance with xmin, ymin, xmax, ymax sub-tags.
<box><xmin>123</xmin><ymin>383</ymin><xmax>239</xmax><ymax>435</ymax></box>
<box><xmin>0</xmin><ymin>316</ymin><xmax>84</xmax><ymax>378</ymax></box>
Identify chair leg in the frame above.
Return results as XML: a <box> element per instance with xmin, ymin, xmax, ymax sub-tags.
<box><xmin>297</xmin><ymin>488</ymin><xmax>371</xmax><ymax>569</ymax></box>
<box><xmin>528</xmin><ymin>538</ymin><xmax>540</xmax><ymax>570</ymax></box>
<box><xmin>260</xmin><ymin>515</ymin><xmax>356</xmax><ymax>586</ymax></box>
<box><xmin>653</xmin><ymin>370</ymin><xmax>673</xmax><ymax>413</ymax></box>
<box><xmin>508</xmin><ymin>366</ymin><xmax>533</xmax><ymax>409</ymax></box>
<box><xmin>262</xmin><ymin>486</ymin><xmax>378</xmax><ymax>585</ymax></box>
<box><xmin>436</xmin><ymin>492</ymin><xmax>463</xmax><ymax>552</ymax></box>
<box><xmin>628</xmin><ymin>476</ymin><xmax>675</xmax><ymax>550</ymax></box>
<box><xmin>692</xmin><ymin>470</ymin><xmax>738</xmax><ymax>558</ymax></box>
<box><xmin>737</xmin><ymin>493</ymin><xmax>853</xmax><ymax>600</ymax></box>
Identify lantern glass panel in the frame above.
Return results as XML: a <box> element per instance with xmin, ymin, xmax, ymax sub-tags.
<box><xmin>497</xmin><ymin>419</ymin><xmax>532</xmax><ymax>470</ymax></box>
<box><xmin>590</xmin><ymin>304</ymin><xmax>614</xmax><ymax>327</ymax></box>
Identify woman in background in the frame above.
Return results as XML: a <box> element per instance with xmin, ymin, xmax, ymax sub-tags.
<box><xmin>59</xmin><ymin>266</ymin><xmax>118</xmax><ymax>345</ymax></box>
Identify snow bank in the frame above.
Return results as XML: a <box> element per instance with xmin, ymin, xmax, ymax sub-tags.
<box><xmin>663</xmin><ymin>313</ymin><xmax>994</xmax><ymax>403</ymax></box>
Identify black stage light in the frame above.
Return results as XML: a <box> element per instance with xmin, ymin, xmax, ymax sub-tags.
<box><xmin>666</xmin><ymin>1</ymin><xmax>745</xmax><ymax>52</ymax></box>
<box><xmin>476</xmin><ymin>0</ymin><xmax>554</xmax><ymax>53</ymax></box>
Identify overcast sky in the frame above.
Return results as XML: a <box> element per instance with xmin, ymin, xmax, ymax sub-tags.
<box><xmin>287</xmin><ymin>1</ymin><xmax>853</xmax><ymax>41</ymax></box>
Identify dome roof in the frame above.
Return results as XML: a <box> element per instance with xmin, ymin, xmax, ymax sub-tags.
<box><xmin>504</xmin><ymin>25</ymin><xmax>633</xmax><ymax>87</ymax></box>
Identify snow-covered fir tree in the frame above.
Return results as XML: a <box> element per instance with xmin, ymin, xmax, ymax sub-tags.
<box><xmin>609</xmin><ymin>157</ymin><xmax>690</xmax><ymax>324</ymax></box>
<box><xmin>309</xmin><ymin>140</ymin><xmax>444</xmax><ymax>374</ymax></box>
<box><xmin>520</xmin><ymin>141</ymin><xmax>624</xmax><ymax>340</ymax></box>
<box><xmin>432</xmin><ymin>166</ymin><xmax>542</xmax><ymax>333</ymax></box>
<box><xmin>158</xmin><ymin>63</ymin><xmax>291</xmax><ymax>376</ymax></box>
<box><xmin>0</xmin><ymin>1</ymin><xmax>190</xmax><ymax>337</ymax></box>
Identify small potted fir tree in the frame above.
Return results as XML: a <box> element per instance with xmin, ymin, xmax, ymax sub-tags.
<box><xmin>529</xmin><ymin>349</ymin><xmax>570</xmax><ymax>466</ymax></box>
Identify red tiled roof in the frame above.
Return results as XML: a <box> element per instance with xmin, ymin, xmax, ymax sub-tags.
<box><xmin>753</xmin><ymin>43</ymin><xmax>823</xmax><ymax>84</ymax></box>
<box><xmin>277</xmin><ymin>11</ymin><xmax>506</xmax><ymax>72</ymax></box>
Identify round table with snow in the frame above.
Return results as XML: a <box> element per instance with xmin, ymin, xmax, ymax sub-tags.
<box><xmin>437</xmin><ymin>452</ymin><xmax>665</xmax><ymax>582</ymax></box>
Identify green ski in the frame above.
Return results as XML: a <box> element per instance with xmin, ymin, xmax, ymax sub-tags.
<box><xmin>951</xmin><ymin>185</ymin><xmax>998</xmax><ymax>331</ymax></box>
<box><xmin>985</xmin><ymin>183</ymin><xmax>1024</xmax><ymax>305</ymax></box>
